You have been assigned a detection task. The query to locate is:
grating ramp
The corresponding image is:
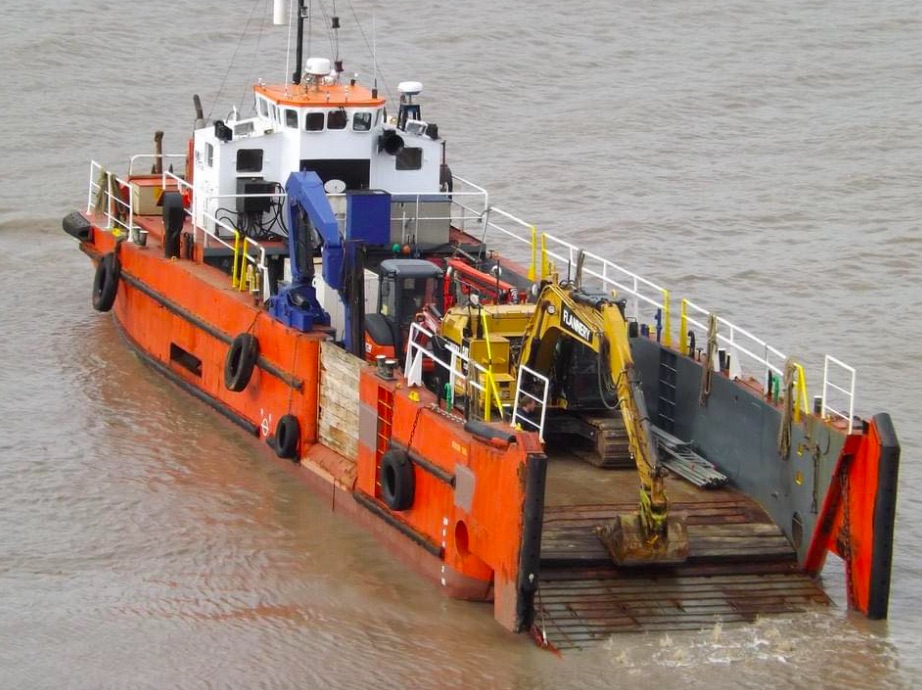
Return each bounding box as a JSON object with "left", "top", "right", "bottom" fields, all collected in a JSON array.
[{"left": 534, "top": 501, "right": 829, "bottom": 649}]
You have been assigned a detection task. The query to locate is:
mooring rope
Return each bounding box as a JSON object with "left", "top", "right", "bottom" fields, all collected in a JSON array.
[
  {"left": 777, "top": 358, "right": 797, "bottom": 459},
  {"left": 698, "top": 314, "right": 718, "bottom": 406}
]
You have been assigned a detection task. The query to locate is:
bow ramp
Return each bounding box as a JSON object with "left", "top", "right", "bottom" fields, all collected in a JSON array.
[{"left": 533, "top": 457, "right": 828, "bottom": 650}]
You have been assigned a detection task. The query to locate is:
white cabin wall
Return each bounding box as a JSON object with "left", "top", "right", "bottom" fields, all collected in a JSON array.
[{"left": 370, "top": 132, "right": 441, "bottom": 193}]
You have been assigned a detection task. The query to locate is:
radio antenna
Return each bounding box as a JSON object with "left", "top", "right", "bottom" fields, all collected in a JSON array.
[{"left": 373, "top": 13, "right": 378, "bottom": 95}]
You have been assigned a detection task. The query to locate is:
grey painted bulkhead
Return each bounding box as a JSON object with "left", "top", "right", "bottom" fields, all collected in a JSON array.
[{"left": 632, "top": 336, "right": 848, "bottom": 563}]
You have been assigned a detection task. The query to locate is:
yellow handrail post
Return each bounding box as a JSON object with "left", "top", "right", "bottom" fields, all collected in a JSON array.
[
  {"left": 540, "top": 233, "right": 549, "bottom": 281},
  {"left": 662, "top": 290, "right": 673, "bottom": 348},
  {"left": 477, "top": 311, "right": 505, "bottom": 421},
  {"left": 679, "top": 299, "right": 688, "bottom": 356},
  {"left": 231, "top": 231, "right": 241, "bottom": 288},
  {"left": 794, "top": 364, "right": 809, "bottom": 423},
  {"left": 528, "top": 226, "right": 537, "bottom": 282}
]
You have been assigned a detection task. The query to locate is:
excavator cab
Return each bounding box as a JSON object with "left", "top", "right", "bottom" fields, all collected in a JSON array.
[{"left": 365, "top": 259, "right": 444, "bottom": 362}]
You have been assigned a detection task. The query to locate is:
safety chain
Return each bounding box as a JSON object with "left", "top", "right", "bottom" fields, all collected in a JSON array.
[
  {"left": 839, "top": 467, "right": 858, "bottom": 609},
  {"left": 407, "top": 406, "right": 424, "bottom": 451},
  {"left": 532, "top": 584, "right": 550, "bottom": 648},
  {"left": 426, "top": 403, "right": 465, "bottom": 425}
]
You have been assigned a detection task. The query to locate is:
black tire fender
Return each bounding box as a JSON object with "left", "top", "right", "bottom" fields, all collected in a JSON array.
[
  {"left": 379, "top": 449, "right": 415, "bottom": 511},
  {"left": 274, "top": 414, "right": 300, "bottom": 460},
  {"left": 224, "top": 333, "right": 259, "bottom": 392},
  {"left": 92, "top": 251, "right": 121, "bottom": 312}
]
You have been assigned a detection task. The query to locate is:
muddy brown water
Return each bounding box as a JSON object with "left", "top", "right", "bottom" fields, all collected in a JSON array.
[{"left": 1, "top": 1, "right": 920, "bottom": 687}]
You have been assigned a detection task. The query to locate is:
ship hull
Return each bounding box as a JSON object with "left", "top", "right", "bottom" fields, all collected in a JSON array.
[
  {"left": 67, "top": 200, "right": 899, "bottom": 647},
  {"left": 80, "top": 228, "right": 500, "bottom": 605}
]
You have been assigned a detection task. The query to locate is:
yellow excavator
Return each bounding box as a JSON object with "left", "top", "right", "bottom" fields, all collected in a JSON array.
[{"left": 437, "top": 276, "right": 689, "bottom": 565}]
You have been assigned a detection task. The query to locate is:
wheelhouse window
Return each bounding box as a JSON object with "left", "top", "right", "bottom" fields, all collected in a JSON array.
[
  {"left": 257, "top": 98, "right": 269, "bottom": 118},
  {"left": 237, "top": 149, "right": 263, "bottom": 173},
  {"left": 205, "top": 142, "right": 214, "bottom": 168},
  {"left": 271, "top": 104, "right": 279, "bottom": 124},
  {"left": 233, "top": 121, "right": 255, "bottom": 137},
  {"left": 305, "top": 111, "right": 325, "bottom": 131},
  {"left": 396, "top": 147, "right": 423, "bottom": 171},
  {"left": 328, "top": 109, "right": 347, "bottom": 130},
  {"left": 285, "top": 109, "right": 299, "bottom": 128},
  {"left": 353, "top": 111, "right": 372, "bottom": 131}
]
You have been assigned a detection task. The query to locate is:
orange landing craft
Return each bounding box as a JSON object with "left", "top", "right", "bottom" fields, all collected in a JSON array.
[{"left": 62, "top": 0, "right": 899, "bottom": 650}]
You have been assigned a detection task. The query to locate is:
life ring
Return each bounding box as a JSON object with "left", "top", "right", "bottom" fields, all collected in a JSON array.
[
  {"left": 92, "top": 251, "right": 121, "bottom": 312},
  {"left": 224, "top": 332, "right": 259, "bottom": 392},
  {"left": 379, "top": 449, "right": 415, "bottom": 511},
  {"left": 274, "top": 414, "right": 300, "bottom": 460}
]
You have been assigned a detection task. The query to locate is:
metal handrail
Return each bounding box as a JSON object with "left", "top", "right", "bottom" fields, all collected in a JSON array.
[
  {"left": 823, "top": 355, "right": 856, "bottom": 434},
  {"left": 404, "top": 323, "right": 492, "bottom": 413},
  {"left": 88, "top": 157, "right": 859, "bottom": 421},
  {"left": 681, "top": 297, "right": 787, "bottom": 392},
  {"left": 128, "top": 153, "right": 187, "bottom": 176},
  {"left": 87, "top": 161, "right": 137, "bottom": 236},
  {"left": 512, "top": 366, "right": 550, "bottom": 442},
  {"left": 468, "top": 196, "right": 859, "bottom": 418},
  {"left": 403, "top": 322, "right": 548, "bottom": 440},
  {"left": 161, "top": 171, "right": 269, "bottom": 294}
]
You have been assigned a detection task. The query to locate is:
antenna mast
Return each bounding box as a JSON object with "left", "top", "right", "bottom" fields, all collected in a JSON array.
[
  {"left": 292, "top": 0, "right": 308, "bottom": 85},
  {"left": 373, "top": 13, "right": 378, "bottom": 97}
]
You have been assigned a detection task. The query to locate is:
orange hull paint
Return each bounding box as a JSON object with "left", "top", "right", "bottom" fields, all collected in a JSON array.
[{"left": 81, "top": 211, "right": 539, "bottom": 631}]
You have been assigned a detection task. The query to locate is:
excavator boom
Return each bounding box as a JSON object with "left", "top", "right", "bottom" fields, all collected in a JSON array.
[{"left": 518, "top": 282, "right": 689, "bottom": 566}]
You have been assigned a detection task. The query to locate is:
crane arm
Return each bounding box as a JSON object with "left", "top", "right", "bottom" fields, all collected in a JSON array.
[{"left": 284, "top": 171, "right": 344, "bottom": 289}]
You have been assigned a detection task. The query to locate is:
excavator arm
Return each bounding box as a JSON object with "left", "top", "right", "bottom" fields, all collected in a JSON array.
[
  {"left": 519, "top": 282, "right": 688, "bottom": 565},
  {"left": 598, "top": 305, "right": 675, "bottom": 550}
]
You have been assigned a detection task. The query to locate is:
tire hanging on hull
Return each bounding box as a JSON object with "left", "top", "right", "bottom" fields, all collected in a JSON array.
[
  {"left": 274, "top": 414, "right": 300, "bottom": 460},
  {"left": 379, "top": 449, "right": 415, "bottom": 511},
  {"left": 224, "top": 333, "right": 259, "bottom": 392},
  {"left": 92, "top": 251, "right": 121, "bottom": 312}
]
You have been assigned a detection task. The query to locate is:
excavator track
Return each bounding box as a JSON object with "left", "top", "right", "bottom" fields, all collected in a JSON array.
[
  {"left": 534, "top": 499, "right": 828, "bottom": 650},
  {"left": 574, "top": 415, "right": 633, "bottom": 469}
]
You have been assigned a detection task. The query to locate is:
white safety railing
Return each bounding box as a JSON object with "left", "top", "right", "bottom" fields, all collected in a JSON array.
[
  {"left": 546, "top": 234, "right": 669, "bottom": 325},
  {"left": 449, "top": 175, "right": 490, "bottom": 234},
  {"left": 822, "top": 356, "right": 856, "bottom": 434},
  {"left": 87, "top": 158, "right": 860, "bottom": 427},
  {"left": 466, "top": 195, "right": 861, "bottom": 424},
  {"left": 163, "top": 171, "right": 269, "bottom": 295},
  {"left": 681, "top": 298, "right": 787, "bottom": 390},
  {"left": 469, "top": 205, "right": 671, "bottom": 332},
  {"left": 128, "top": 153, "right": 187, "bottom": 176},
  {"left": 88, "top": 159, "right": 185, "bottom": 241},
  {"left": 87, "top": 161, "right": 137, "bottom": 236},
  {"left": 404, "top": 322, "right": 549, "bottom": 440},
  {"left": 512, "top": 366, "right": 550, "bottom": 442}
]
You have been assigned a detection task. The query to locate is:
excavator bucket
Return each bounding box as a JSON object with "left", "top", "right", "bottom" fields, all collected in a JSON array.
[{"left": 597, "top": 512, "right": 690, "bottom": 567}]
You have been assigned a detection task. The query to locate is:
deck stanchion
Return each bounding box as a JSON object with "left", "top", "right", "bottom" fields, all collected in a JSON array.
[
  {"left": 662, "top": 290, "right": 672, "bottom": 348},
  {"left": 528, "top": 226, "right": 537, "bottom": 281},
  {"left": 679, "top": 299, "right": 689, "bottom": 356}
]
